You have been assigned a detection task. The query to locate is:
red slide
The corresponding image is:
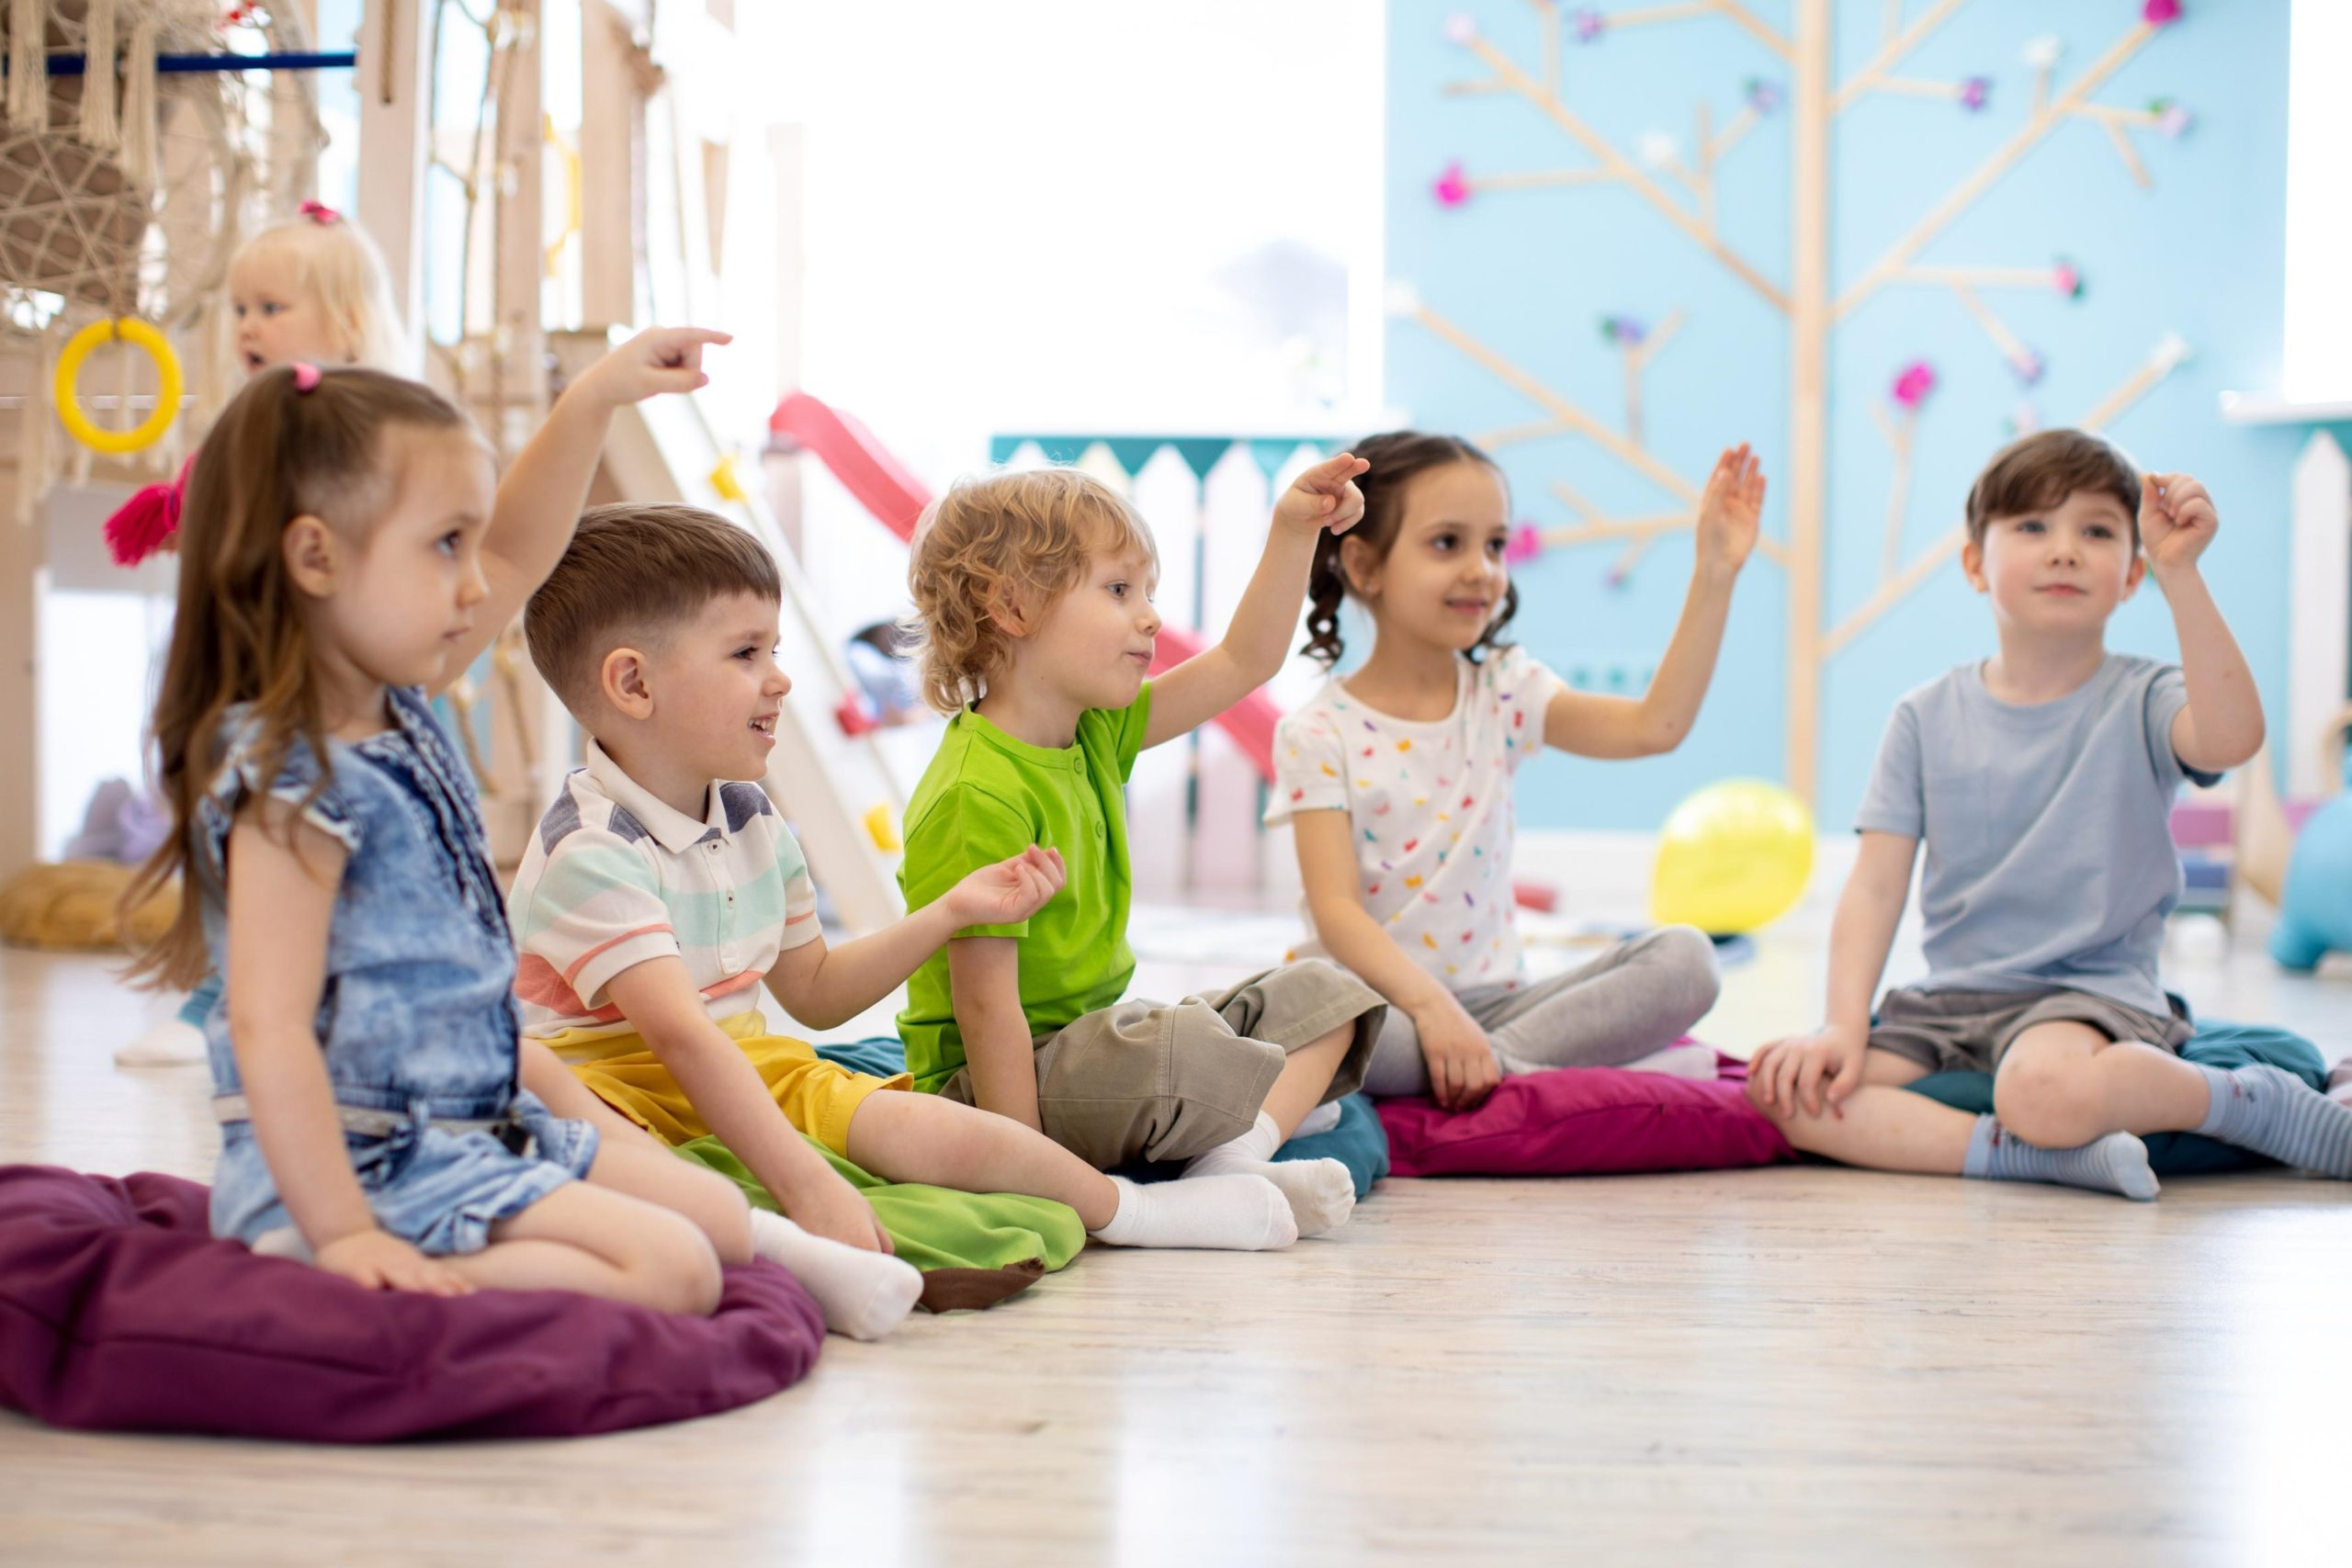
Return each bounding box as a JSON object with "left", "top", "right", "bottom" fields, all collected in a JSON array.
[{"left": 771, "top": 391, "right": 1280, "bottom": 780}]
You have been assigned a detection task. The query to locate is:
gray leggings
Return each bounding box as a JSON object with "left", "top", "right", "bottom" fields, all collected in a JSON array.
[{"left": 1362, "top": 925, "right": 1723, "bottom": 1098}]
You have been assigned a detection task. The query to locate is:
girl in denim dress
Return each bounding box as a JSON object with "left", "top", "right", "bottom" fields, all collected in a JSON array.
[{"left": 127, "top": 333, "right": 755, "bottom": 1312}]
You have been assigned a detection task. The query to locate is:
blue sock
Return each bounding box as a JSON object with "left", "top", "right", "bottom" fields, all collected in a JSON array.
[
  {"left": 2195, "top": 1063, "right": 2352, "bottom": 1178},
  {"left": 1962, "top": 1115, "right": 2159, "bottom": 1201}
]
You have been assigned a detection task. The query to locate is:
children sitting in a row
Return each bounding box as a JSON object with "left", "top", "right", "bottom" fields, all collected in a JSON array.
[{"left": 137, "top": 330, "right": 2352, "bottom": 1337}]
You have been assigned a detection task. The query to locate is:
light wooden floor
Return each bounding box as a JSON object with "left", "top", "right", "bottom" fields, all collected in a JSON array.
[{"left": 4, "top": 906, "right": 2350, "bottom": 1566}]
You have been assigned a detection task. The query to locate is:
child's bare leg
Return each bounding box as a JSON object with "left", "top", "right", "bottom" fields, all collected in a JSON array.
[
  {"left": 584, "top": 1133, "right": 756, "bottom": 1266},
  {"left": 1181, "top": 1022, "right": 1360, "bottom": 1237},
  {"left": 574, "top": 1088, "right": 921, "bottom": 1337},
  {"left": 441, "top": 1181, "right": 725, "bottom": 1314},
  {"left": 1767, "top": 1044, "right": 2158, "bottom": 1199},
  {"left": 1259, "top": 1024, "right": 1354, "bottom": 1139},
  {"left": 1995, "top": 1023, "right": 2209, "bottom": 1146},
  {"left": 2002, "top": 1021, "right": 2352, "bottom": 1179},
  {"left": 1763, "top": 1051, "right": 1975, "bottom": 1172},
  {"left": 845, "top": 1091, "right": 1295, "bottom": 1252}
]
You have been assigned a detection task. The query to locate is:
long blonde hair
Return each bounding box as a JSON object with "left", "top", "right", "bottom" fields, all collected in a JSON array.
[{"left": 126, "top": 367, "right": 471, "bottom": 989}]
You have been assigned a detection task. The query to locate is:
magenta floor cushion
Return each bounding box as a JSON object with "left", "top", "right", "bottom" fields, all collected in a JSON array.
[
  {"left": 1376, "top": 1051, "right": 1798, "bottom": 1178},
  {"left": 0, "top": 1165, "right": 825, "bottom": 1441}
]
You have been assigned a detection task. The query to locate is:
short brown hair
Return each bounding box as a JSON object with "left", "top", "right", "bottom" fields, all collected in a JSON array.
[
  {"left": 525, "top": 502, "right": 781, "bottom": 716},
  {"left": 906, "top": 468, "right": 1158, "bottom": 713},
  {"left": 1965, "top": 429, "right": 2142, "bottom": 550}
]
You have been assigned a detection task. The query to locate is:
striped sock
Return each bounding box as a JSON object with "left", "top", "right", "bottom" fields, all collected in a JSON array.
[
  {"left": 2195, "top": 1063, "right": 2352, "bottom": 1178},
  {"left": 1962, "top": 1115, "right": 2159, "bottom": 1201}
]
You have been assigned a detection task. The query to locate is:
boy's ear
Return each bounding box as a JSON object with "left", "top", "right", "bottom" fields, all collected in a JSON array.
[
  {"left": 601, "top": 646, "right": 655, "bottom": 718},
  {"left": 1959, "top": 536, "right": 1989, "bottom": 594},
  {"left": 986, "top": 581, "right": 1033, "bottom": 638},
  {"left": 2120, "top": 550, "right": 2146, "bottom": 601},
  {"left": 281, "top": 514, "right": 340, "bottom": 599}
]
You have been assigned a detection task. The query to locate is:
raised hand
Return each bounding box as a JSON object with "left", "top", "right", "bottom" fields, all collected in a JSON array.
[
  {"left": 1273, "top": 452, "right": 1372, "bottom": 536},
  {"left": 2139, "top": 471, "right": 2217, "bottom": 573},
  {"left": 574, "top": 325, "right": 733, "bottom": 406},
  {"left": 1694, "top": 442, "right": 1765, "bottom": 577}
]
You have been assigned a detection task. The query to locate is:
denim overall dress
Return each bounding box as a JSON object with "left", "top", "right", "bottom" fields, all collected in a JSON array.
[{"left": 198, "top": 685, "right": 598, "bottom": 1255}]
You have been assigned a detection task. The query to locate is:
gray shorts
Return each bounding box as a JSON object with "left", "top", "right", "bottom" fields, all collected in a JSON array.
[
  {"left": 937, "top": 959, "right": 1385, "bottom": 1168},
  {"left": 1868, "top": 985, "right": 2194, "bottom": 1077}
]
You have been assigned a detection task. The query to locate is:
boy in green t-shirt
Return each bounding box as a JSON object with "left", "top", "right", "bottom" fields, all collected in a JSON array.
[{"left": 900, "top": 460, "right": 1388, "bottom": 1239}]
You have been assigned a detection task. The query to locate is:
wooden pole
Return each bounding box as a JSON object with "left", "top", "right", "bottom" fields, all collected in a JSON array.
[
  {"left": 356, "top": 0, "right": 431, "bottom": 367},
  {"left": 1785, "top": 0, "right": 1829, "bottom": 803}
]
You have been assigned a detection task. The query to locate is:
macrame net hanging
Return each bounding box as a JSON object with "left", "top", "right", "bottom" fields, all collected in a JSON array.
[{"left": 2, "top": 0, "right": 322, "bottom": 515}]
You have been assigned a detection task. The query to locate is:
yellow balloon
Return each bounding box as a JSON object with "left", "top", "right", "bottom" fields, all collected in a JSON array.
[{"left": 1650, "top": 779, "right": 1815, "bottom": 935}]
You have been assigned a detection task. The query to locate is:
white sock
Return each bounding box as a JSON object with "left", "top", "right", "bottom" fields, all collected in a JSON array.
[
  {"left": 1292, "top": 1100, "right": 1344, "bottom": 1139},
  {"left": 1090, "top": 1172, "right": 1298, "bottom": 1251},
  {"left": 1182, "top": 1111, "right": 1356, "bottom": 1237},
  {"left": 748, "top": 1208, "right": 922, "bottom": 1340},
  {"left": 1618, "top": 1042, "right": 1720, "bottom": 1080},
  {"left": 115, "top": 1015, "right": 206, "bottom": 1066}
]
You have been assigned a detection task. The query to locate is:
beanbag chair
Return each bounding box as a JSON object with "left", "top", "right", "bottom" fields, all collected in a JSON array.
[
  {"left": 0, "top": 1165, "right": 825, "bottom": 1441},
  {"left": 1901, "top": 1018, "right": 2329, "bottom": 1175},
  {"left": 1376, "top": 1049, "right": 1797, "bottom": 1178},
  {"left": 817, "top": 1037, "right": 1392, "bottom": 1199},
  {"left": 673, "top": 1133, "right": 1086, "bottom": 1312}
]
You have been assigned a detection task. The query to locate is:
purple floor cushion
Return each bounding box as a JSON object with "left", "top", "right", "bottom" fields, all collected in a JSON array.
[
  {"left": 1377, "top": 1050, "right": 1797, "bottom": 1178},
  {"left": 0, "top": 1165, "right": 825, "bottom": 1441}
]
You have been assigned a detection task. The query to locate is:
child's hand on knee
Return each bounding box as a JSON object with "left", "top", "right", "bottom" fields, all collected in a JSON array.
[
  {"left": 777, "top": 1168, "right": 895, "bottom": 1255},
  {"left": 1414, "top": 995, "right": 1501, "bottom": 1111},
  {"left": 314, "top": 1229, "right": 474, "bottom": 1296},
  {"left": 1748, "top": 1027, "right": 1864, "bottom": 1119}
]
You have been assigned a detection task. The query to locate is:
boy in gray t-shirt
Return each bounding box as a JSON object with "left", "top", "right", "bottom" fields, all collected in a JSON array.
[{"left": 1747, "top": 429, "right": 2352, "bottom": 1199}]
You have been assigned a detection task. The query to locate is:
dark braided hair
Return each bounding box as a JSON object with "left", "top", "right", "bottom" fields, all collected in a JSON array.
[{"left": 1300, "top": 431, "right": 1517, "bottom": 667}]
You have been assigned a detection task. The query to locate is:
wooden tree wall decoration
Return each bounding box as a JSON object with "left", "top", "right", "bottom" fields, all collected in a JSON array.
[{"left": 1408, "top": 0, "right": 2193, "bottom": 802}]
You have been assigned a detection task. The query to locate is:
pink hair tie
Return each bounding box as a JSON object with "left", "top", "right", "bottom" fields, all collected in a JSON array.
[
  {"left": 290, "top": 362, "right": 322, "bottom": 392},
  {"left": 299, "top": 199, "right": 341, "bottom": 225}
]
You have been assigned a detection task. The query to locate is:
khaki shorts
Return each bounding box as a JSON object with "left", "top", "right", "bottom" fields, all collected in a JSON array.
[
  {"left": 938, "top": 959, "right": 1385, "bottom": 1168},
  {"left": 1868, "top": 985, "right": 2194, "bottom": 1077}
]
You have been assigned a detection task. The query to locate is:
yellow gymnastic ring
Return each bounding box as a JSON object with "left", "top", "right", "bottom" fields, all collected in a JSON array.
[{"left": 52, "top": 317, "right": 183, "bottom": 456}]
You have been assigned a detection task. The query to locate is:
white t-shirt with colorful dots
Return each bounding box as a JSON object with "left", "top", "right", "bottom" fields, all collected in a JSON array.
[{"left": 1265, "top": 647, "right": 1560, "bottom": 990}]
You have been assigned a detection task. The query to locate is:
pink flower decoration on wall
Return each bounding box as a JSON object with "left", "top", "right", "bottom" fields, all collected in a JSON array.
[
  {"left": 2151, "top": 97, "right": 2194, "bottom": 138},
  {"left": 1444, "top": 12, "right": 1477, "bottom": 44},
  {"left": 1434, "top": 162, "right": 1472, "bottom": 207},
  {"left": 1891, "top": 360, "right": 1937, "bottom": 410},
  {"left": 1505, "top": 524, "right": 1544, "bottom": 566},
  {"left": 2052, "top": 258, "right": 2085, "bottom": 299},
  {"left": 2007, "top": 347, "right": 2046, "bottom": 386},
  {"left": 2143, "top": 0, "right": 2183, "bottom": 26},
  {"left": 1573, "top": 10, "right": 1606, "bottom": 43},
  {"left": 1959, "top": 76, "right": 1992, "bottom": 113},
  {"left": 1745, "top": 78, "right": 1784, "bottom": 115}
]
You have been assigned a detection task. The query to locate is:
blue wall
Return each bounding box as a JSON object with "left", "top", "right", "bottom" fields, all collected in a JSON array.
[{"left": 1387, "top": 0, "right": 2301, "bottom": 830}]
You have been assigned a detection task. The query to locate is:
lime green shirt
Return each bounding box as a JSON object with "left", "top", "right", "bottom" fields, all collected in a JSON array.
[{"left": 896, "top": 687, "right": 1152, "bottom": 1092}]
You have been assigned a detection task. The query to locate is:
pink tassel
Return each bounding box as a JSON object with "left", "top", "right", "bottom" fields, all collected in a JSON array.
[{"left": 104, "top": 456, "right": 191, "bottom": 566}]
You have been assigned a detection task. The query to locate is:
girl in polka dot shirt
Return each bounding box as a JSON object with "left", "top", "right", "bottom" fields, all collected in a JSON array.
[{"left": 1266, "top": 432, "right": 1764, "bottom": 1109}]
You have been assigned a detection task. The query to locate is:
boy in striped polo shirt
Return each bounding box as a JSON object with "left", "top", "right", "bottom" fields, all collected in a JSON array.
[{"left": 509, "top": 506, "right": 1305, "bottom": 1326}]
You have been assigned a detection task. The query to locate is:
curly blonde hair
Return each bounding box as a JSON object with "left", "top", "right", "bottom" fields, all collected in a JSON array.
[{"left": 907, "top": 468, "right": 1159, "bottom": 713}]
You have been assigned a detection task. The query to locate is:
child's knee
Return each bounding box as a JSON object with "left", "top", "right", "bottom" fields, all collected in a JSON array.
[
  {"left": 631, "top": 1209, "right": 727, "bottom": 1315},
  {"left": 1992, "top": 1055, "right": 2098, "bottom": 1144},
  {"left": 684, "top": 1165, "right": 755, "bottom": 1266},
  {"left": 1652, "top": 924, "right": 1723, "bottom": 1013}
]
